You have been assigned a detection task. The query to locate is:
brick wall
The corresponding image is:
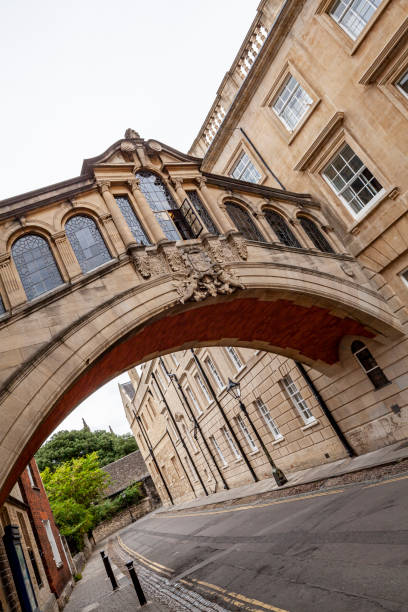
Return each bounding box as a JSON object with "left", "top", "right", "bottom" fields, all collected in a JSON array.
[
  {"left": 93, "top": 497, "right": 153, "bottom": 542},
  {"left": 19, "top": 459, "right": 72, "bottom": 600}
]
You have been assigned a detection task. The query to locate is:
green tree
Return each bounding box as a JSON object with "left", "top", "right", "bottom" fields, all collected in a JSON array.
[
  {"left": 41, "top": 452, "right": 109, "bottom": 550},
  {"left": 36, "top": 429, "right": 138, "bottom": 472}
]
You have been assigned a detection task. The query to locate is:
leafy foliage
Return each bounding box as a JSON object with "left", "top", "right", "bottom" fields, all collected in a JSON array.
[
  {"left": 36, "top": 429, "right": 138, "bottom": 472},
  {"left": 41, "top": 452, "right": 109, "bottom": 550},
  {"left": 92, "top": 482, "right": 143, "bottom": 524}
]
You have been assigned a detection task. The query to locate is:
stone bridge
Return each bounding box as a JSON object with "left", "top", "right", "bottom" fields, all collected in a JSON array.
[{"left": 0, "top": 131, "right": 403, "bottom": 503}]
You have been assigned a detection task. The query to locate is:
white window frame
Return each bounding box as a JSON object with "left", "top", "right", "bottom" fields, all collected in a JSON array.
[
  {"left": 195, "top": 374, "right": 211, "bottom": 404},
  {"left": 256, "top": 398, "right": 282, "bottom": 441},
  {"left": 43, "top": 519, "right": 63, "bottom": 567},
  {"left": 236, "top": 415, "right": 258, "bottom": 452},
  {"left": 282, "top": 374, "right": 315, "bottom": 425},
  {"left": 211, "top": 435, "right": 228, "bottom": 467},
  {"left": 396, "top": 69, "right": 408, "bottom": 99},
  {"left": 226, "top": 346, "right": 243, "bottom": 371},
  {"left": 186, "top": 385, "right": 202, "bottom": 416},
  {"left": 222, "top": 426, "right": 241, "bottom": 460},
  {"left": 329, "top": 0, "right": 382, "bottom": 41},
  {"left": 205, "top": 357, "right": 224, "bottom": 391},
  {"left": 171, "top": 353, "right": 179, "bottom": 367},
  {"left": 159, "top": 361, "right": 170, "bottom": 385},
  {"left": 26, "top": 464, "right": 36, "bottom": 488},
  {"left": 322, "top": 144, "right": 384, "bottom": 217},
  {"left": 230, "top": 151, "right": 261, "bottom": 184},
  {"left": 272, "top": 75, "right": 313, "bottom": 132}
]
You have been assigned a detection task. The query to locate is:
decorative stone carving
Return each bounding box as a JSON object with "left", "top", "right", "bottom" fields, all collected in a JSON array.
[
  {"left": 172, "top": 245, "right": 244, "bottom": 304},
  {"left": 230, "top": 236, "right": 248, "bottom": 260},
  {"left": 340, "top": 263, "right": 355, "bottom": 278},
  {"left": 171, "top": 177, "right": 184, "bottom": 190},
  {"left": 134, "top": 253, "right": 166, "bottom": 279},
  {"left": 164, "top": 248, "right": 186, "bottom": 273},
  {"left": 206, "top": 241, "right": 234, "bottom": 264},
  {"left": 125, "top": 128, "right": 140, "bottom": 139}
]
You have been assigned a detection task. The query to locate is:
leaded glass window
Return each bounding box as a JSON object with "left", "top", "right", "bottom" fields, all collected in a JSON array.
[
  {"left": 135, "top": 171, "right": 181, "bottom": 241},
  {"left": 351, "top": 340, "right": 389, "bottom": 389},
  {"left": 186, "top": 190, "right": 219, "bottom": 234},
  {"left": 298, "top": 217, "right": 334, "bottom": 253},
  {"left": 264, "top": 210, "right": 301, "bottom": 247},
  {"left": 115, "top": 196, "right": 150, "bottom": 245},
  {"left": 0, "top": 296, "right": 5, "bottom": 315},
  {"left": 12, "top": 234, "right": 63, "bottom": 301},
  {"left": 65, "top": 215, "right": 111, "bottom": 274},
  {"left": 225, "top": 202, "right": 265, "bottom": 242},
  {"left": 330, "top": 0, "right": 382, "bottom": 40}
]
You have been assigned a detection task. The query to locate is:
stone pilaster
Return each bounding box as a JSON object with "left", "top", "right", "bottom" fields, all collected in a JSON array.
[
  {"left": 0, "top": 254, "right": 26, "bottom": 306},
  {"left": 97, "top": 181, "right": 136, "bottom": 252},
  {"left": 52, "top": 232, "right": 82, "bottom": 279},
  {"left": 194, "top": 177, "right": 235, "bottom": 234},
  {"left": 100, "top": 213, "right": 125, "bottom": 257},
  {"left": 128, "top": 179, "right": 167, "bottom": 244}
]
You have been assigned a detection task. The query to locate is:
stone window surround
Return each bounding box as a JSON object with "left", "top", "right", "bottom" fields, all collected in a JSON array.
[
  {"left": 261, "top": 61, "right": 321, "bottom": 145},
  {"left": 315, "top": 0, "right": 391, "bottom": 56},
  {"left": 204, "top": 353, "right": 225, "bottom": 392},
  {"left": 294, "top": 114, "right": 395, "bottom": 231},
  {"left": 358, "top": 20, "right": 408, "bottom": 121},
  {"left": 222, "top": 140, "right": 267, "bottom": 185}
]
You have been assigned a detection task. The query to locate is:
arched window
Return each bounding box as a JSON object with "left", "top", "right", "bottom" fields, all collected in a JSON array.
[
  {"left": 65, "top": 215, "right": 112, "bottom": 274},
  {"left": 135, "top": 171, "right": 181, "bottom": 241},
  {"left": 298, "top": 216, "right": 334, "bottom": 253},
  {"left": 186, "top": 190, "right": 219, "bottom": 235},
  {"left": 351, "top": 341, "right": 389, "bottom": 390},
  {"left": 264, "top": 210, "right": 301, "bottom": 247},
  {"left": 225, "top": 202, "right": 265, "bottom": 242},
  {"left": 115, "top": 196, "right": 150, "bottom": 245},
  {"left": 12, "top": 234, "right": 63, "bottom": 301}
]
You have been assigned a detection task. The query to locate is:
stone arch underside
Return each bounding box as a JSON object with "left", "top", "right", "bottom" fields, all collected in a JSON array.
[{"left": 0, "top": 240, "right": 403, "bottom": 504}]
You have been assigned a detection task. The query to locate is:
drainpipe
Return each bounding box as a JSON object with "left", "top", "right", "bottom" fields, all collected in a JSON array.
[
  {"left": 295, "top": 361, "right": 355, "bottom": 457},
  {"left": 135, "top": 415, "right": 173, "bottom": 504},
  {"left": 151, "top": 371, "right": 209, "bottom": 496},
  {"left": 166, "top": 430, "right": 196, "bottom": 496},
  {"left": 170, "top": 370, "right": 229, "bottom": 490},
  {"left": 238, "top": 127, "right": 286, "bottom": 190},
  {"left": 191, "top": 349, "right": 258, "bottom": 482}
]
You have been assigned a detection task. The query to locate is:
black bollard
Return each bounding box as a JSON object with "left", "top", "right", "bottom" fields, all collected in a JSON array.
[
  {"left": 125, "top": 560, "right": 147, "bottom": 606},
  {"left": 100, "top": 551, "right": 119, "bottom": 591}
]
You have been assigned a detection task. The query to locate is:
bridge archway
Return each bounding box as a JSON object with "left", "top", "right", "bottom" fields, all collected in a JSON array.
[{"left": 0, "top": 235, "right": 403, "bottom": 505}]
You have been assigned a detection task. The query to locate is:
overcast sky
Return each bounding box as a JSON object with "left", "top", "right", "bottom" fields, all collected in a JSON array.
[{"left": 0, "top": 0, "right": 259, "bottom": 437}]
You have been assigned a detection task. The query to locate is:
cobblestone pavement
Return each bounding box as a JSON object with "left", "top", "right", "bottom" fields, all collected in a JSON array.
[{"left": 108, "top": 538, "right": 229, "bottom": 611}]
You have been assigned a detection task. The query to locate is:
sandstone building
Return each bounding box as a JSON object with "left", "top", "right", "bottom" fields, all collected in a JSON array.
[
  {"left": 119, "top": 0, "right": 408, "bottom": 505},
  {"left": 0, "top": 0, "right": 407, "bottom": 595}
]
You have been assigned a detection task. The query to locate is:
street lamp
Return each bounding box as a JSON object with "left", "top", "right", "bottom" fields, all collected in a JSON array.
[{"left": 226, "top": 378, "right": 288, "bottom": 487}]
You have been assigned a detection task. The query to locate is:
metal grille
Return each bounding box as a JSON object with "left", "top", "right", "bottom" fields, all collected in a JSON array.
[
  {"left": 65, "top": 215, "right": 112, "bottom": 274},
  {"left": 225, "top": 202, "right": 265, "bottom": 242},
  {"left": 12, "top": 234, "right": 63, "bottom": 301},
  {"left": 115, "top": 196, "right": 150, "bottom": 245},
  {"left": 264, "top": 210, "right": 301, "bottom": 247},
  {"left": 135, "top": 171, "right": 181, "bottom": 241},
  {"left": 186, "top": 190, "right": 219, "bottom": 234},
  {"left": 299, "top": 217, "right": 334, "bottom": 253},
  {"left": 352, "top": 340, "right": 389, "bottom": 390}
]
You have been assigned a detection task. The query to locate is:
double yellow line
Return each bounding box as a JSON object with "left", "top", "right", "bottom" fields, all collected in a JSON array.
[{"left": 117, "top": 536, "right": 288, "bottom": 611}]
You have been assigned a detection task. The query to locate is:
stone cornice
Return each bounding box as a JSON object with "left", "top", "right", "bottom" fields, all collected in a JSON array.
[
  {"left": 190, "top": 1, "right": 305, "bottom": 167},
  {"left": 293, "top": 112, "right": 344, "bottom": 172},
  {"left": 359, "top": 17, "right": 408, "bottom": 84}
]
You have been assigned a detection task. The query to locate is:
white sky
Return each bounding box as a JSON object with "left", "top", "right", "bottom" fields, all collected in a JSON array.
[{"left": 0, "top": 0, "right": 259, "bottom": 436}]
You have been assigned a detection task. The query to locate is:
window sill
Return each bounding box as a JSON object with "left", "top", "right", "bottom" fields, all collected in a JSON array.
[
  {"left": 301, "top": 419, "right": 320, "bottom": 432},
  {"left": 272, "top": 436, "right": 285, "bottom": 446},
  {"left": 234, "top": 457, "right": 243, "bottom": 464},
  {"left": 348, "top": 187, "right": 399, "bottom": 232},
  {"left": 249, "top": 450, "right": 260, "bottom": 456}
]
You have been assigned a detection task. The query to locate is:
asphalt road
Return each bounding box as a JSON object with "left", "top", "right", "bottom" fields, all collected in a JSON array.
[{"left": 119, "top": 475, "right": 408, "bottom": 612}]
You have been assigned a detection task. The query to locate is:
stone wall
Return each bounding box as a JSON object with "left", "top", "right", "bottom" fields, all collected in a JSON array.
[{"left": 93, "top": 497, "right": 153, "bottom": 543}]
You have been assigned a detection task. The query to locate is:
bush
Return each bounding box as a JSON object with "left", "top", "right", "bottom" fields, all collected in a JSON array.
[{"left": 92, "top": 482, "right": 143, "bottom": 526}]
